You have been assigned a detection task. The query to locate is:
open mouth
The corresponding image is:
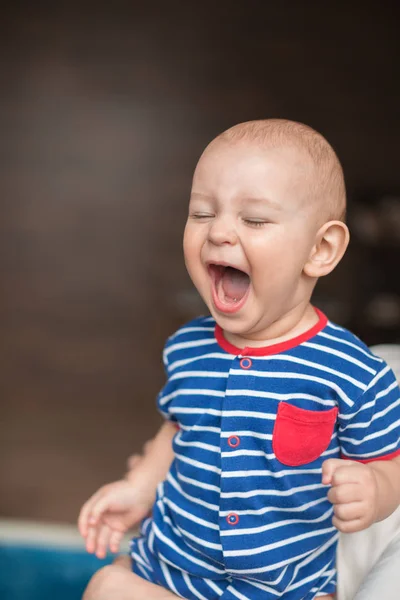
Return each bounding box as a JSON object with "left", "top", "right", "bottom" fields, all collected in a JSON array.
[{"left": 207, "top": 264, "right": 251, "bottom": 313}]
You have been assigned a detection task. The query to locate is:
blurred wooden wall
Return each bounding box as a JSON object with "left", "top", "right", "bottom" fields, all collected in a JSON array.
[{"left": 0, "top": 1, "right": 399, "bottom": 522}]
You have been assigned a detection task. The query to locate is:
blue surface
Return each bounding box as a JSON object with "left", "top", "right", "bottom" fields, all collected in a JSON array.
[{"left": 0, "top": 544, "right": 113, "bottom": 600}]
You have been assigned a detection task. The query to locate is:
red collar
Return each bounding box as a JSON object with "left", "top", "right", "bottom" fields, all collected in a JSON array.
[{"left": 214, "top": 308, "right": 328, "bottom": 356}]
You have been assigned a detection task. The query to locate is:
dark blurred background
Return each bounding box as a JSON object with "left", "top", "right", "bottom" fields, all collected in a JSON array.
[{"left": 1, "top": 1, "right": 399, "bottom": 524}]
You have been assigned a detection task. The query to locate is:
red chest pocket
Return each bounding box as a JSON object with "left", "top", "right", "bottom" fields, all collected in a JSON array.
[{"left": 273, "top": 402, "right": 338, "bottom": 467}]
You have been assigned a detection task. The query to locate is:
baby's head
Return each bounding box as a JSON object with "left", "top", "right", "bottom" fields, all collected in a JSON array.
[{"left": 183, "top": 119, "right": 349, "bottom": 343}]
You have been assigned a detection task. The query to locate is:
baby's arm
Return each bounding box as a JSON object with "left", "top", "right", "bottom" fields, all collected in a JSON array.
[
  {"left": 78, "top": 420, "right": 176, "bottom": 557},
  {"left": 323, "top": 361, "right": 400, "bottom": 535},
  {"left": 124, "top": 420, "right": 176, "bottom": 489},
  {"left": 322, "top": 456, "right": 400, "bottom": 533}
]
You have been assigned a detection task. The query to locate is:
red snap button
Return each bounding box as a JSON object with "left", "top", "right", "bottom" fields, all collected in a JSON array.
[
  {"left": 228, "top": 435, "right": 240, "bottom": 448},
  {"left": 240, "top": 357, "right": 252, "bottom": 369},
  {"left": 226, "top": 513, "right": 239, "bottom": 526}
]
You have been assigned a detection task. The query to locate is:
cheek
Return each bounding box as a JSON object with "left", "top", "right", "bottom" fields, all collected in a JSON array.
[
  {"left": 246, "top": 234, "right": 307, "bottom": 286},
  {"left": 183, "top": 227, "right": 202, "bottom": 274},
  {"left": 183, "top": 225, "right": 195, "bottom": 259},
  {"left": 250, "top": 228, "right": 312, "bottom": 263},
  {"left": 244, "top": 234, "right": 282, "bottom": 270}
]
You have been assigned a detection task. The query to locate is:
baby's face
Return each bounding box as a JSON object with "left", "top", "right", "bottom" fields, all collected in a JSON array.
[{"left": 183, "top": 140, "right": 322, "bottom": 341}]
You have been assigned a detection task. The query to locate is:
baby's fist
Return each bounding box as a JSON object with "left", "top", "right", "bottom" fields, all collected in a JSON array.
[{"left": 322, "top": 458, "right": 379, "bottom": 533}]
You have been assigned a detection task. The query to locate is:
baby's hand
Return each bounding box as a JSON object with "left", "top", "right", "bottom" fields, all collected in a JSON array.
[
  {"left": 322, "top": 458, "right": 379, "bottom": 533},
  {"left": 78, "top": 479, "right": 153, "bottom": 558}
]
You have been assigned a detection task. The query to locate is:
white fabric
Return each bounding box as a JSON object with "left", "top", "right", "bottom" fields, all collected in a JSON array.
[{"left": 337, "top": 505, "right": 400, "bottom": 599}]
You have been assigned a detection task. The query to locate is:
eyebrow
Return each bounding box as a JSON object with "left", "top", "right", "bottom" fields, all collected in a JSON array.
[
  {"left": 242, "top": 197, "right": 283, "bottom": 211},
  {"left": 190, "top": 192, "right": 282, "bottom": 212},
  {"left": 190, "top": 192, "right": 281, "bottom": 208},
  {"left": 190, "top": 192, "right": 214, "bottom": 201}
]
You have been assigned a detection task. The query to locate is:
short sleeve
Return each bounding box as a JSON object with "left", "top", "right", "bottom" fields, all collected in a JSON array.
[{"left": 339, "top": 362, "right": 400, "bottom": 462}]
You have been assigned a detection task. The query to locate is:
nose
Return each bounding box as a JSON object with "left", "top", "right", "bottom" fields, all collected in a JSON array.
[{"left": 208, "top": 216, "right": 238, "bottom": 246}]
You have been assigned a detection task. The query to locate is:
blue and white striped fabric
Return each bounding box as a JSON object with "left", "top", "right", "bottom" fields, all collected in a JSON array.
[{"left": 130, "top": 310, "right": 400, "bottom": 599}]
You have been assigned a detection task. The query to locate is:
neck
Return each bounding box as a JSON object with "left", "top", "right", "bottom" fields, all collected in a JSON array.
[{"left": 223, "top": 302, "right": 319, "bottom": 349}]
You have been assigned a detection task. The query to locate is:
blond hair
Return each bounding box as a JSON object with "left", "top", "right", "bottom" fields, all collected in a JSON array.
[{"left": 214, "top": 119, "right": 346, "bottom": 222}]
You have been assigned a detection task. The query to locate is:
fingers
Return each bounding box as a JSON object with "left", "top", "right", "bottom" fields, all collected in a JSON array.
[
  {"left": 85, "top": 523, "right": 98, "bottom": 554},
  {"left": 333, "top": 500, "right": 364, "bottom": 522},
  {"left": 329, "top": 487, "right": 366, "bottom": 532},
  {"left": 78, "top": 489, "right": 104, "bottom": 537},
  {"left": 327, "top": 482, "right": 363, "bottom": 505},
  {"left": 85, "top": 524, "right": 112, "bottom": 558},
  {"left": 326, "top": 469, "right": 378, "bottom": 533},
  {"left": 332, "top": 514, "right": 363, "bottom": 533},
  {"left": 78, "top": 486, "right": 115, "bottom": 540},
  {"left": 322, "top": 459, "right": 341, "bottom": 485},
  {"left": 109, "top": 529, "right": 125, "bottom": 554},
  {"left": 321, "top": 458, "right": 358, "bottom": 485},
  {"left": 95, "top": 524, "right": 112, "bottom": 559},
  {"left": 85, "top": 521, "right": 124, "bottom": 557},
  {"left": 88, "top": 494, "right": 115, "bottom": 527}
]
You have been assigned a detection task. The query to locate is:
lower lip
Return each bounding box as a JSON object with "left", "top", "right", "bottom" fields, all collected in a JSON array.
[{"left": 210, "top": 280, "right": 250, "bottom": 314}]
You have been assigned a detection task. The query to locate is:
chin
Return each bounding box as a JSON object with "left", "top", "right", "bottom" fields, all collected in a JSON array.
[{"left": 213, "top": 311, "right": 256, "bottom": 336}]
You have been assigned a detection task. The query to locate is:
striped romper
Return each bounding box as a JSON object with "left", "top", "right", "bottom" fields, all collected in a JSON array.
[{"left": 130, "top": 309, "right": 400, "bottom": 599}]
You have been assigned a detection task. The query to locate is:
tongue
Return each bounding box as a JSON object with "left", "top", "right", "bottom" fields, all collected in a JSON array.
[{"left": 221, "top": 267, "right": 250, "bottom": 301}]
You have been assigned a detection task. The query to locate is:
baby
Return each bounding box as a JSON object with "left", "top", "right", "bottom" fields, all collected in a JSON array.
[{"left": 79, "top": 119, "right": 400, "bottom": 600}]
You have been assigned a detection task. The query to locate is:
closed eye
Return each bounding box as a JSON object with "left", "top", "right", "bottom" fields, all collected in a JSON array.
[
  {"left": 190, "top": 213, "right": 214, "bottom": 220},
  {"left": 242, "top": 218, "right": 269, "bottom": 228}
]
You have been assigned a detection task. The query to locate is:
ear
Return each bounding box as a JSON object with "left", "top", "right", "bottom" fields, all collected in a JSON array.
[{"left": 303, "top": 221, "right": 350, "bottom": 278}]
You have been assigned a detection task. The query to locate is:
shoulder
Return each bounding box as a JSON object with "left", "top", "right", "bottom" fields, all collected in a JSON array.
[
  {"left": 310, "top": 318, "right": 385, "bottom": 376},
  {"left": 302, "top": 318, "right": 399, "bottom": 411}
]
